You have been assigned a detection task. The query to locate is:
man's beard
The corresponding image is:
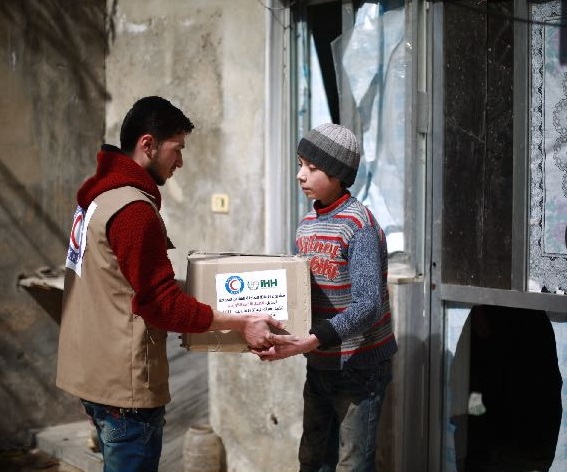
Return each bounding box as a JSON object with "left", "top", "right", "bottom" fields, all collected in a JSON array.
[{"left": 148, "top": 162, "right": 166, "bottom": 186}]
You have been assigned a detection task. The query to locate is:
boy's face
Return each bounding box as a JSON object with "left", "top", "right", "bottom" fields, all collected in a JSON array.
[{"left": 296, "top": 156, "right": 345, "bottom": 206}]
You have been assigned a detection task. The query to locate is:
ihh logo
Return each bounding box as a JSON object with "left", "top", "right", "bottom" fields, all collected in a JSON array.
[{"left": 261, "top": 279, "right": 278, "bottom": 288}]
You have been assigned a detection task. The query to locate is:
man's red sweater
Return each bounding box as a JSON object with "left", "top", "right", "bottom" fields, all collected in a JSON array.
[{"left": 76, "top": 145, "right": 213, "bottom": 333}]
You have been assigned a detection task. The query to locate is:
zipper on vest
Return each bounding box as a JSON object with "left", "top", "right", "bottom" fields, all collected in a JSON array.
[{"left": 145, "top": 329, "right": 153, "bottom": 385}]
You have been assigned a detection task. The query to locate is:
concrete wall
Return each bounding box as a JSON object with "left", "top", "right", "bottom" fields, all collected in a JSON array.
[
  {"left": 0, "top": 0, "right": 106, "bottom": 448},
  {"left": 209, "top": 354, "right": 305, "bottom": 472},
  {"left": 105, "top": 0, "right": 268, "bottom": 275}
]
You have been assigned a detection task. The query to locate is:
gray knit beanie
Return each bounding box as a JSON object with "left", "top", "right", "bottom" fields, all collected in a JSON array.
[{"left": 297, "top": 123, "right": 360, "bottom": 187}]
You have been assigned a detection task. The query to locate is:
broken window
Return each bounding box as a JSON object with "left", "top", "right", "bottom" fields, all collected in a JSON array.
[{"left": 293, "top": 0, "right": 410, "bottom": 255}]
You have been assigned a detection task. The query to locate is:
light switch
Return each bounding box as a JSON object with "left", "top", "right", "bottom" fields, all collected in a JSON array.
[{"left": 211, "top": 193, "right": 229, "bottom": 213}]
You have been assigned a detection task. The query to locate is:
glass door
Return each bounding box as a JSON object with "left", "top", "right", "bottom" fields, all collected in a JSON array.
[
  {"left": 290, "top": 0, "right": 417, "bottom": 264},
  {"left": 431, "top": 1, "right": 567, "bottom": 471}
]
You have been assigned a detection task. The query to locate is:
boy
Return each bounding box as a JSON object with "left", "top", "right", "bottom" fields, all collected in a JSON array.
[{"left": 255, "top": 123, "right": 398, "bottom": 471}]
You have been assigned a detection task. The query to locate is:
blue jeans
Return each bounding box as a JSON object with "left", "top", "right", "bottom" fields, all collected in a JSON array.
[
  {"left": 299, "top": 364, "right": 392, "bottom": 472},
  {"left": 81, "top": 399, "right": 166, "bottom": 472}
]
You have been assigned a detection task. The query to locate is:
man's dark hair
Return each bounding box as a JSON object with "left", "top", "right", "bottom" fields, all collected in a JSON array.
[{"left": 120, "top": 96, "right": 195, "bottom": 154}]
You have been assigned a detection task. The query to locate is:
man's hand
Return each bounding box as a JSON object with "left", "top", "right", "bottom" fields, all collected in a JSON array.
[
  {"left": 241, "top": 314, "right": 300, "bottom": 349},
  {"left": 250, "top": 334, "right": 320, "bottom": 361},
  {"left": 209, "top": 311, "right": 298, "bottom": 350}
]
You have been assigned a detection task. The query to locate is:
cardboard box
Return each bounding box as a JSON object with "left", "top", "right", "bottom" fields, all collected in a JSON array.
[{"left": 181, "top": 252, "right": 312, "bottom": 352}]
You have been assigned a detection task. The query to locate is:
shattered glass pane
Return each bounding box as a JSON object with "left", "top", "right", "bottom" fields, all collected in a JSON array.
[{"left": 331, "top": 2, "right": 408, "bottom": 253}]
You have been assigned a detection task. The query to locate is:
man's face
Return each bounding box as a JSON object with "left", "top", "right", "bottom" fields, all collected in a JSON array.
[{"left": 147, "top": 133, "right": 186, "bottom": 186}]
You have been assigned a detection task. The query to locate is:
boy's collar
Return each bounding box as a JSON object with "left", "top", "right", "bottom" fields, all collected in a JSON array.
[{"left": 314, "top": 191, "right": 351, "bottom": 215}]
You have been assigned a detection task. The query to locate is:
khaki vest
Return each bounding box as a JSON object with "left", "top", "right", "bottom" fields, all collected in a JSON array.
[{"left": 56, "top": 186, "right": 170, "bottom": 408}]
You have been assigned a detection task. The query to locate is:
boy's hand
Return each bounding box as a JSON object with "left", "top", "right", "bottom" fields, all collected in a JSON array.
[
  {"left": 209, "top": 311, "right": 301, "bottom": 350},
  {"left": 251, "top": 334, "right": 320, "bottom": 361}
]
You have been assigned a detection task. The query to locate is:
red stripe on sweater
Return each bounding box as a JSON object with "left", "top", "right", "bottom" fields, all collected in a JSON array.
[
  {"left": 334, "top": 214, "right": 364, "bottom": 228},
  {"left": 371, "top": 311, "right": 391, "bottom": 327},
  {"left": 317, "top": 282, "right": 351, "bottom": 290},
  {"left": 365, "top": 207, "right": 375, "bottom": 226},
  {"left": 311, "top": 333, "right": 396, "bottom": 357}
]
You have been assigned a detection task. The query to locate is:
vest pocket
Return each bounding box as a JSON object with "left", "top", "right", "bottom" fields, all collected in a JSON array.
[{"left": 144, "top": 327, "right": 168, "bottom": 389}]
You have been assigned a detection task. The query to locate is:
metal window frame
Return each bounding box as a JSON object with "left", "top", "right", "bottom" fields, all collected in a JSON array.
[
  {"left": 511, "top": 0, "right": 529, "bottom": 291},
  {"left": 427, "top": 1, "right": 445, "bottom": 469},
  {"left": 283, "top": 0, "right": 425, "bottom": 268},
  {"left": 264, "top": 0, "right": 293, "bottom": 254}
]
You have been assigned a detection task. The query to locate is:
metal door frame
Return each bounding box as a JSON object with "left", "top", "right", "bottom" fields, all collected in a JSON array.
[{"left": 428, "top": 1, "right": 566, "bottom": 470}]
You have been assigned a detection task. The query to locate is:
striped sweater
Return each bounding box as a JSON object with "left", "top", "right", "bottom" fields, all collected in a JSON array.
[{"left": 296, "top": 193, "right": 398, "bottom": 370}]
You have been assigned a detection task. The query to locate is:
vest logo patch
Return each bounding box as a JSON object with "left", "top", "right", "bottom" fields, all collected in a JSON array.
[{"left": 66, "top": 203, "right": 97, "bottom": 276}]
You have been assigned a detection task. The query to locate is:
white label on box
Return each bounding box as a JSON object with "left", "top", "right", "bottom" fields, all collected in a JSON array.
[{"left": 215, "top": 269, "right": 288, "bottom": 320}]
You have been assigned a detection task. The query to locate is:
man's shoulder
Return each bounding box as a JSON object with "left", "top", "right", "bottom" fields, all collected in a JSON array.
[
  {"left": 98, "top": 185, "right": 150, "bottom": 200},
  {"left": 90, "top": 187, "right": 159, "bottom": 226},
  {"left": 96, "top": 186, "right": 156, "bottom": 208}
]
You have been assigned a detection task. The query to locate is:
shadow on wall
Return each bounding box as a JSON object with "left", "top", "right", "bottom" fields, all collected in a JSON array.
[
  {"left": 0, "top": 159, "right": 69, "bottom": 255},
  {"left": 450, "top": 305, "right": 563, "bottom": 472},
  {"left": 0, "top": 0, "right": 110, "bottom": 257},
  {"left": 0, "top": 0, "right": 110, "bottom": 450},
  {"left": 0, "top": 0, "right": 110, "bottom": 101}
]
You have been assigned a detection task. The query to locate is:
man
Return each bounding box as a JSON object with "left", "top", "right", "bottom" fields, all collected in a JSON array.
[{"left": 56, "top": 96, "right": 292, "bottom": 472}]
